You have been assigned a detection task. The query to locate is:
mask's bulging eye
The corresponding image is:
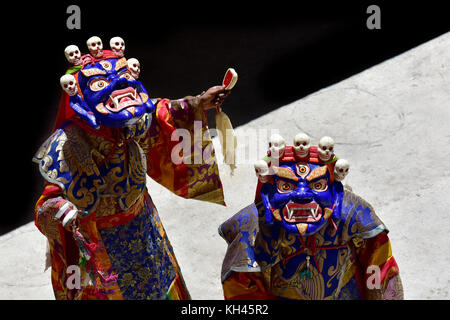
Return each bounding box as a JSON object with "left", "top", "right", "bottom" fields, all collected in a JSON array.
[
  {"left": 90, "top": 78, "right": 109, "bottom": 91},
  {"left": 277, "top": 180, "right": 296, "bottom": 193},
  {"left": 119, "top": 71, "right": 134, "bottom": 80},
  {"left": 309, "top": 179, "right": 328, "bottom": 192}
]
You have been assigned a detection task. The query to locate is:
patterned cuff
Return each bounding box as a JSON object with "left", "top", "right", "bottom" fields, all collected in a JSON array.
[
  {"left": 170, "top": 96, "right": 201, "bottom": 112},
  {"left": 37, "top": 197, "right": 83, "bottom": 226},
  {"left": 37, "top": 196, "right": 66, "bottom": 216}
]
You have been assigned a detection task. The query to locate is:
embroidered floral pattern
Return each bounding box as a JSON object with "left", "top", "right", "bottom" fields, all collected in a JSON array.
[{"left": 99, "top": 195, "right": 183, "bottom": 299}]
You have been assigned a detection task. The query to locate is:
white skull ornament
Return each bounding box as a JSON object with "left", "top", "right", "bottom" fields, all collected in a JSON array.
[
  {"left": 293, "top": 133, "right": 311, "bottom": 158},
  {"left": 60, "top": 74, "right": 78, "bottom": 96},
  {"left": 269, "top": 134, "right": 286, "bottom": 159},
  {"left": 86, "top": 36, "right": 103, "bottom": 58},
  {"left": 254, "top": 160, "right": 270, "bottom": 183},
  {"left": 110, "top": 37, "right": 125, "bottom": 57},
  {"left": 127, "top": 58, "right": 140, "bottom": 79},
  {"left": 334, "top": 159, "right": 350, "bottom": 181},
  {"left": 64, "top": 45, "right": 81, "bottom": 65},
  {"left": 318, "top": 136, "right": 335, "bottom": 162}
]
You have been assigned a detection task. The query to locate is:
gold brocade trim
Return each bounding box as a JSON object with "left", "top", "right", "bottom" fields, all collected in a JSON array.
[
  {"left": 271, "top": 262, "right": 326, "bottom": 300},
  {"left": 95, "top": 197, "right": 120, "bottom": 218},
  {"left": 34, "top": 121, "right": 150, "bottom": 213},
  {"left": 192, "top": 188, "right": 224, "bottom": 205},
  {"left": 96, "top": 194, "right": 145, "bottom": 229}
]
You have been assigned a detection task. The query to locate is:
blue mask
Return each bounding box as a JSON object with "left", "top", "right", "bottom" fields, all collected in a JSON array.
[
  {"left": 69, "top": 58, "right": 155, "bottom": 129},
  {"left": 260, "top": 161, "right": 344, "bottom": 236}
]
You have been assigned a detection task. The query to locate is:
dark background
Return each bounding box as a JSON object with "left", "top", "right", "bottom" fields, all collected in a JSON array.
[{"left": 1, "top": 1, "right": 449, "bottom": 235}]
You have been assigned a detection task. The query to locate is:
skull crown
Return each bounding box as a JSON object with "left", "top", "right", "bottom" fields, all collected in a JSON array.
[
  {"left": 254, "top": 133, "right": 350, "bottom": 182},
  {"left": 63, "top": 36, "right": 129, "bottom": 65},
  {"left": 61, "top": 36, "right": 145, "bottom": 94}
]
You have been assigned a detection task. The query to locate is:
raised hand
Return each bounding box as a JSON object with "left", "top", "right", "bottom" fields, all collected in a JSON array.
[{"left": 199, "top": 85, "right": 231, "bottom": 111}]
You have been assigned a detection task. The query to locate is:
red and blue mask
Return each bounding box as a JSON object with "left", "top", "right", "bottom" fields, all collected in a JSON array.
[
  {"left": 72, "top": 57, "right": 154, "bottom": 128},
  {"left": 257, "top": 141, "right": 347, "bottom": 237},
  {"left": 59, "top": 38, "right": 154, "bottom": 129}
]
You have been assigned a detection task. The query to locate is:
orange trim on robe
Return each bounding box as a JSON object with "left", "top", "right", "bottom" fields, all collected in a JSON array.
[
  {"left": 146, "top": 99, "right": 189, "bottom": 198},
  {"left": 223, "top": 272, "right": 273, "bottom": 300}
]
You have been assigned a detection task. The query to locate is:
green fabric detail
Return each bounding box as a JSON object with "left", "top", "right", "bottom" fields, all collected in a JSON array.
[{"left": 65, "top": 65, "right": 83, "bottom": 74}]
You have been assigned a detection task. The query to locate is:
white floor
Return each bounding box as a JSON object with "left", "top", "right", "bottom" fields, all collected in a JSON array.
[{"left": 1, "top": 32, "right": 449, "bottom": 300}]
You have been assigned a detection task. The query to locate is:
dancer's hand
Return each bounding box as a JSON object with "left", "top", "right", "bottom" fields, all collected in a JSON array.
[{"left": 199, "top": 85, "right": 231, "bottom": 110}]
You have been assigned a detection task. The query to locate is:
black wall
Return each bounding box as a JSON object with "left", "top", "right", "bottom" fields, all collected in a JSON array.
[{"left": 1, "top": 1, "right": 449, "bottom": 234}]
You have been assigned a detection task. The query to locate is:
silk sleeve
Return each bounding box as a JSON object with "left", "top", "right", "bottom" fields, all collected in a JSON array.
[
  {"left": 139, "top": 97, "right": 225, "bottom": 205},
  {"left": 35, "top": 183, "right": 81, "bottom": 299},
  {"left": 354, "top": 231, "right": 404, "bottom": 299}
]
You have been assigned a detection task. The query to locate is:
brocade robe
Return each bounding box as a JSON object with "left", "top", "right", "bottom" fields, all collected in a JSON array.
[
  {"left": 33, "top": 97, "right": 224, "bottom": 300},
  {"left": 219, "top": 188, "right": 404, "bottom": 300}
]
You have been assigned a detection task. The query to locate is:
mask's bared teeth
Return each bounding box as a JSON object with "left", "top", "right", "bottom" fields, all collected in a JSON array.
[
  {"left": 109, "top": 95, "right": 119, "bottom": 110},
  {"left": 310, "top": 208, "right": 316, "bottom": 218},
  {"left": 288, "top": 207, "right": 294, "bottom": 220}
]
